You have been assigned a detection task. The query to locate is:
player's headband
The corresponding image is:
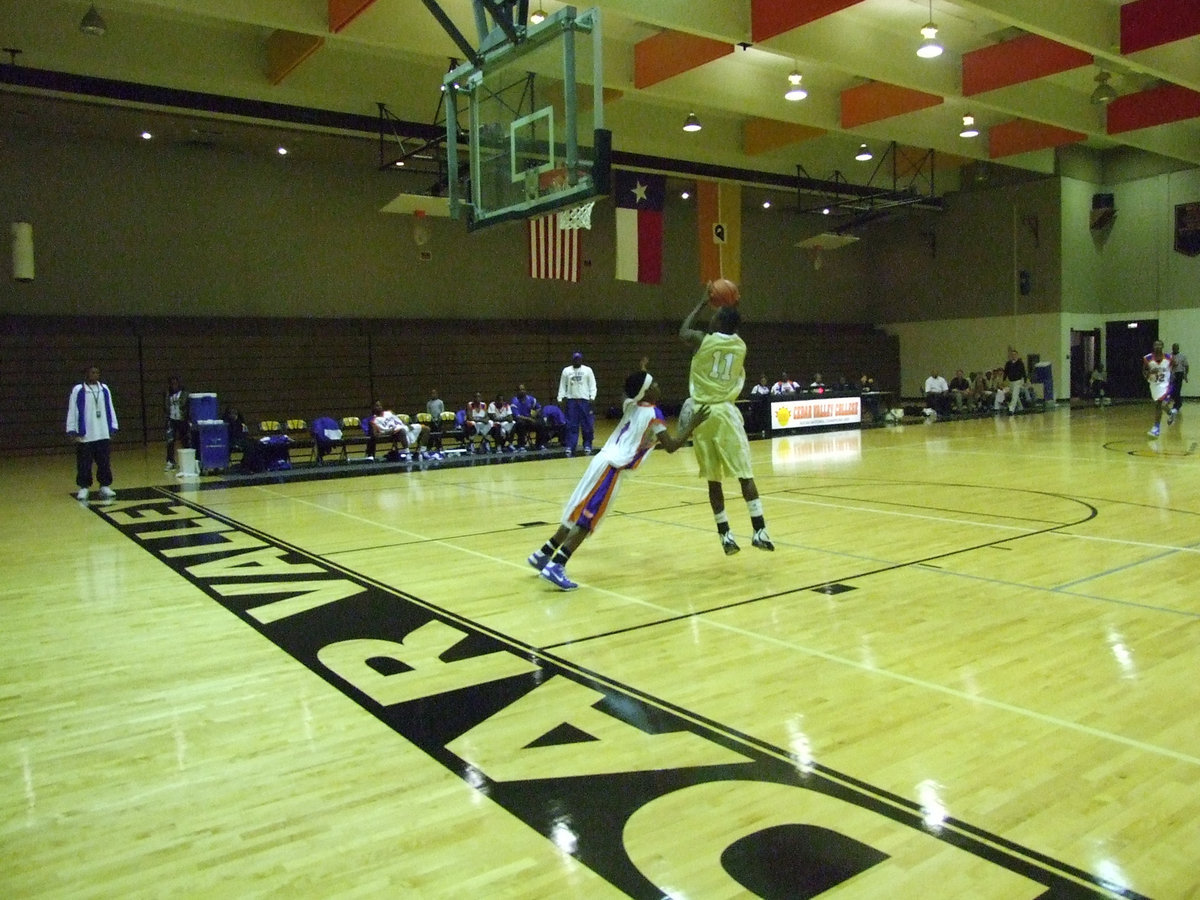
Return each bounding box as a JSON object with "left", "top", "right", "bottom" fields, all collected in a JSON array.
[{"left": 633, "top": 373, "right": 653, "bottom": 403}]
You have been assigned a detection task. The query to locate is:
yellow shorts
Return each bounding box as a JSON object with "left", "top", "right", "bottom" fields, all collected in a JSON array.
[{"left": 691, "top": 401, "right": 753, "bottom": 481}]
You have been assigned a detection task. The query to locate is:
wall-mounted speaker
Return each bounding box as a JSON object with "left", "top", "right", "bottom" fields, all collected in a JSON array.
[{"left": 1090, "top": 193, "right": 1116, "bottom": 231}]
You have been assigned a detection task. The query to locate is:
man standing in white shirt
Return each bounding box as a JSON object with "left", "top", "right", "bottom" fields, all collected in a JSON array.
[
  {"left": 65, "top": 365, "right": 119, "bottom": 501},
  {"left": 558, "top": 351, "right": 597, "bottom": 455}
]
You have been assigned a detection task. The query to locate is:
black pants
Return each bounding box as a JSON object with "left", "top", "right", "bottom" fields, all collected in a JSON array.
[
  {"left": 1171, "top": 374, "right": 1185, "bottom": 411},
  {"left": 76, "top": 439, "right": 113, "bottom": 488},
  {"left": 167, "top": 418, "right": 189, "bottom": 462}
]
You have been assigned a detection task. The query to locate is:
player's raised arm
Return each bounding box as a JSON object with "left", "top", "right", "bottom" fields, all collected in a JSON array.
[{"left": 679, "top": 286, "right": 710, "bottom": 346}]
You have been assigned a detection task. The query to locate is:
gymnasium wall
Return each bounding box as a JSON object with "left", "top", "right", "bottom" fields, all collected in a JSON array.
[
  {"left": 0, "top": 315, "right": 898, "bottom": 455},
  {"left": 2, "top": 127, "right": 1195, "bottom": 440}
]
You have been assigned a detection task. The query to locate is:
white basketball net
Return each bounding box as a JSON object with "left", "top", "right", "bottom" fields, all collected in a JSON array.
[{"left": 557, "top": 200, "right": 595, "bottom": 230}]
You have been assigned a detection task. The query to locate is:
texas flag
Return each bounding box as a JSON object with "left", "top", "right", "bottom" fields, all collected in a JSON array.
[{"left": 614, "top": 170, "right": 665, "bottom": 284}]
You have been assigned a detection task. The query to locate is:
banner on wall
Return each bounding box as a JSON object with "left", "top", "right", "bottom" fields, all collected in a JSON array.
[
  {"left": 528, "top": 213, "right": 582, "bottom": 281},
  {"left": 614, "top": 170, "right": 664, "bottom": 284},
  {"left": 1175, "top": 201, "right": 1200, "bottom": 257}
]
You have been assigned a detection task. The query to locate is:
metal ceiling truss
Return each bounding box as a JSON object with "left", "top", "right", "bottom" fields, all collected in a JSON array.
[{"left": 795, "top": 143, "right": 942, "bottom": 227}]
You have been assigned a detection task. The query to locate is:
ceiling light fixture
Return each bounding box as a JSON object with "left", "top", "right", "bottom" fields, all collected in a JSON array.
[
  {"left": 1091, "top": 71, "right": 1118, "bottom": 104},
  {"left": 855, "top": 143, "right": 873, "bottom": 161},
  {"left": 784, "top": 71, "right": 807, "bottom": 102},
  {"left": 959, "top": 115, "right": 979, "bottom": 138},
  {"left": 277, "top": 146, "right": 288, "bottom": 156},
  {"left": 682, "top": 112, "right": 702, "bottom": 132},
  {"left": 916, "top": 0, "right": 943, "bottom": 58},
  {"left": 140, "top": 131, "right": 152, "bottom": 140},
  {"left": 530, "top": 8, "right": 547, "bottom": 25},
  {"left": 80, "top": 4, "right": 107, "bottom": 36},
  {"left": 762, "top": 200, "right": 772, "bottom": 209}
]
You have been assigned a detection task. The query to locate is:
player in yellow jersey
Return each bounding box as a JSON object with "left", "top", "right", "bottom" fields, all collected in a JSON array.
[{"left": 680, "top": 293, "right": 773, "bottom": 554}]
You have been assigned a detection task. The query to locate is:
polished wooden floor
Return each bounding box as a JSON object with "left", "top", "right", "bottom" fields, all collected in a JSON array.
[{"left": 3, "top": 403, "right": 1199, "bottom": 899}]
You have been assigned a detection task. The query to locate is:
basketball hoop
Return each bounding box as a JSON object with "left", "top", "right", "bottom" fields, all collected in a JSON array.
[{"left": 557, "top": 200, "right": 595, "bottom": 230}]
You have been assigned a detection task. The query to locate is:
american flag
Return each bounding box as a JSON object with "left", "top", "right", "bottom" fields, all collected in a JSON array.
[{"left": 528, "top": 213, "right": 581, "bottom": 282}]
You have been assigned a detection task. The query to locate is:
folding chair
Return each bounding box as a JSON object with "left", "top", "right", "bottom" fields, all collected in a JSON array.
[
  {"left": 441, "top": 410, "right": 465, "bottom": 449},
  {"left": 310, "top": 416, "right": 345, "bottom": 463},
  {"left": 340, "top": 417, "right": 368, "bottom": 459}
]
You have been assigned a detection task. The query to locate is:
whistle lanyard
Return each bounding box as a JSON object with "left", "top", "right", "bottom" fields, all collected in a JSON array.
[{"left": 88, "top": 385, "right": 103, "bottom": 419}]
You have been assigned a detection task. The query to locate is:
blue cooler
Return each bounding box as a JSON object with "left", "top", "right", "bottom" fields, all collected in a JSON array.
[
  {"left": 1033, "top": 362, "right": 1054, "bottom": 407},
  {"left": 189, "top": 392, "right": 218, "bottom": 424},
  {"left": 196, "top": 419, "right": 230, "bottom": 473}
]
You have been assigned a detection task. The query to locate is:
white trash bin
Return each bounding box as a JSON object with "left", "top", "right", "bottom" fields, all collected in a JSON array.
[{"left": 176, "top": 448, "right": 200, "bottom": 477}]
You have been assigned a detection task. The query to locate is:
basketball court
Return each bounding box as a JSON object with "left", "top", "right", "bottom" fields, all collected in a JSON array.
[{"left": 4, "top": 403, "right": 1199, "bottom": 897}]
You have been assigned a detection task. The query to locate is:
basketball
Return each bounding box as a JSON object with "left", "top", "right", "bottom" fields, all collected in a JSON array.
[{"left": 708, "top": 278, "right": 740, "bottom": 308}]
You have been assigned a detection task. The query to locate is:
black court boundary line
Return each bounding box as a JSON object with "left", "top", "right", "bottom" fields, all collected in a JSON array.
[
  {"left": 101, "top": 485, "right": 1146, "bottom": 900},
  {"left": 543, "top": 489, "right": 1099, "bottom": 650}
]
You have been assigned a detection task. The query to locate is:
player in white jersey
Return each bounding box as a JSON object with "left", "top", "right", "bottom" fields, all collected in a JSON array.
[
  {"left": 527, "top": 372, "right": 708, "bottom": 591},
  {"left": 680, "top": 290, "right": 774, "bottom": 555},
  {"left": 1143, "top": 340, "right": 1175, "bottom": 437}
]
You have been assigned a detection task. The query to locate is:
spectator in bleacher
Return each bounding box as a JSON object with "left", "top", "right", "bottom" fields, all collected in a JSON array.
[
  {"left": 859, "top": 373, "right": 876, "bottom": 392},
  {"left": 924, "top": 369, "right": 950, "bottom": 417},
  {"left": 771, "top": 371, "right": 799, "bottom": 396},
  {"left": 971, "top": 371, "right": 994, "bottom": 411},
  {"left": 426, "top": 388, "right": 445, "bottom": 421},
  {"left": 425, "top": 387, "right": 446, "bottom": 450},
  {"left": 370, "top": 400, "right": 433, "bottom": 459},
  {"left": 749, "top": 374, "right": 772, "bottom": 433},
  {"left": 989, "top": 368, "right": 1010, "bottom": 412},
  {"left": 810, "top": 373, "right": 827, "bottom": 394},
  {"left": 466, "top": 391, "right": 498, "bottom": 453},
  {"left": 510, "top": 383, "right": 543, "bottom": 450},
  {"left": 488, "top": 392, "right": 517, "bottom": 452},
  {"left": 947, "top": 369, "right": 972, "bottom": 413},
  {"left": 164, "top": 375, "right": 190, "bottom": 471},
  {"left": 538, "top": 403, "right": 567, "bottom": 449},
  {"left": 224, "top": 407, "right": 249, "bottom": 454}
]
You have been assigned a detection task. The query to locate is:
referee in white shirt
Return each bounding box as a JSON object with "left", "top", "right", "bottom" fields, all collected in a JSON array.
[{"left": 558, "top": 351, "right": 597, "bottom": 454}]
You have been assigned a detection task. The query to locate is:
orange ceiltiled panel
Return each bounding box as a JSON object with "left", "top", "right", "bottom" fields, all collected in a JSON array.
[
  {"left": 634, "top": 31, "right": 733, "bottom": 89},
  {"left": 962, "top": 34, "right": 1094, "bottom": 96},
  {"left": 989, "top": 119, "right": 1085, "bottom": 158},
  {"left": 1107, "top": 83, "right": 1200, "bottom": 134},
  {"left": 893, "top": 146, "right": 968, "bottom": 175},
  {"left": 840, "top": 82, "right": 943, "bottom": 129},
  {"left": 743, "top": 118, "right": 826, "bottom": 155},
  {"left": 266, "top": 31, "right": 325, "bottom": 85},
  {"left": 751, "top": 0, "right": 866, "bottom": 43},
  {"left": 1121, "top": 0, "right": 1200, "bottom": 53},
  {"left": 329, "top": 0, "right": 377, "bottom": 34}
]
